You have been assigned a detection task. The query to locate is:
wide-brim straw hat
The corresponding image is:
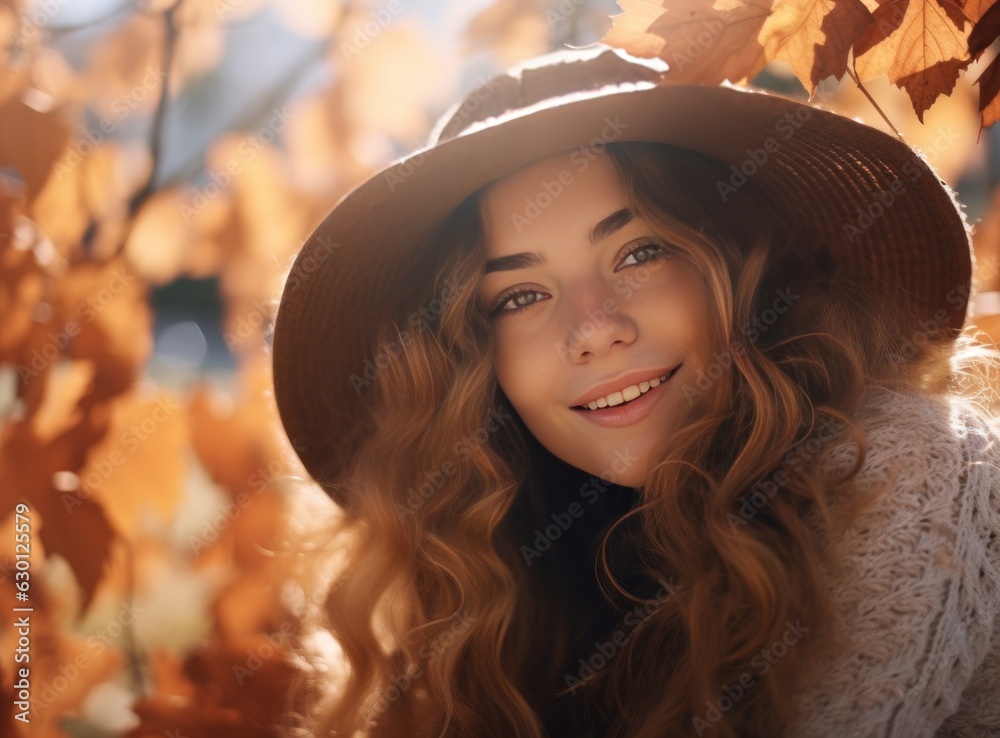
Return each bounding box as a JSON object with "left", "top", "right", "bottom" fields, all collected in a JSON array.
[{"left": 272, "top": 44, "right": 974, "bottom": 494}]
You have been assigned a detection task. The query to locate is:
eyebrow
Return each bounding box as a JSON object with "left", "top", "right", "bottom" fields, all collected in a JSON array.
[{"left": 483, "top": 208, "right": 634, "bottom": 275}]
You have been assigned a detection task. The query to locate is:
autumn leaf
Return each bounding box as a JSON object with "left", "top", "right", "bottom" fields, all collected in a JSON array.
[
  {"left": 853, "top": 0, "right": 972, "bottom": 121},
  {"left": 761, "top": 0, "right": 873, "bottom": 97},
  {"left": 54, "top": 256, "right": 153, "bottom": 398},
  {"left": 0, "top": 3, "right": 30, "bottom": 104},
  {"left": 960, "top": 0, "right": 999, "bottom": 25},
  {"left": 604, "top": 0, "right": 873, "bottom": 97},
  {"left": 969, "top": 0, "right": 1000, "bottom": 128},
  {"left": 465, "top": 0, "right": 553, "bottom": 67},
  {"left": 0, "top": 95, "right": 70, "bottom": 201},
  {"left": 76, "top": 389, "right": 188, "bottom": 536},
  {"left": 0, "top": 361, "right": 118, "bottom": 613}
]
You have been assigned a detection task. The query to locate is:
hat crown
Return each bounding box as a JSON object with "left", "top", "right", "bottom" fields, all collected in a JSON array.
[{"left": 429, "top": 46, "right": 666, "bottom": 144}]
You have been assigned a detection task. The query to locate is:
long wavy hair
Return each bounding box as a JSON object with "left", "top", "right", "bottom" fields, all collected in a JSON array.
[{"left": 278, "top": 141, "right": 1000, "bottom": 738}]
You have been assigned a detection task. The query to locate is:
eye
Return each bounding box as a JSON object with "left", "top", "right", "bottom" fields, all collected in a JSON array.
[
  {"left": 491, "top": 288, "right": 548, "bottom": 317},
  {"left": 616, "top": 240, "right": 674, "bottom": 270}
]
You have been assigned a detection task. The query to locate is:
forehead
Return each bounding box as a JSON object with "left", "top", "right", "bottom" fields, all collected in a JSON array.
[{"left": 481, "top": 151, "right": 629, "bottom": 256}]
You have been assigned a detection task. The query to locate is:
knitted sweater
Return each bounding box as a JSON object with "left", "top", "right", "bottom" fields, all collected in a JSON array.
[
  {"left": 786, "top": 387, "right": 1000, "bottom": 737},
  {"left": 538, "top": 387, "right": 1000, "bottom": 737}
]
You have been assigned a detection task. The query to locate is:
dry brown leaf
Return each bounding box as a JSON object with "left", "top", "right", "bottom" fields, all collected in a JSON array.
[
  {"left": 978, "top": 52, "right": 1000, "bottom": 127},
  {"left": 0, "top": 95, "right": 70, "bottom": 201},
  {"left": 27, "top": 141, "right": 148, "bottom": 262},
  {"left": 823, "top": 67, "right": 981, "bottom": 184},
  {"left": 146, "top": 648, "right": 196, "bottom": 700},
  {"left": 83, "top": 12, "right": 166, "bottom": 124},
  {"left": 26, "top": 621, "right": 125, "bottom": 731},
  {"left": 213, "top": 568, "right": 281, "bottom": 639},
  {"left": 604, "top": 0, "right": 870, "bottom": 96},
  {"left": 182, "top": 638, "right": 302, "bottom": 727},
  {"left": 128, "top": 623, "right": 305, "bottom": 737},
  {"left": 27, "top": 47, "right": 80, "bottom": 109},
  {"left": 124, "top": 188, "right": 196, "bottom": 284},
  {"left": 340, "top": 24, "right": 453, "bottom": 147},
  {"left": 603, "top": 0, "right": 771, "bottom": 85},
  {"left": 969, "top": 1, "right": 1000, "bottom": 128},
  {"left": 853, "top": 0, "right": 971, "bottom": 121},
  {"left": 127, "top": 698, "right": 277, "bottom": 738},
  {"left": 282, "top": 94, "right": 356, "bottom": 193},
  {"left": 54, "top": 256, "right": 152, "bottom": 397},
  {"left": 762, "top": 0, "right": 873, "bottom": 96},
  {"left": 0, "top": 3, "right": 31, "bottom": 105},
  {"left": 0, "top": 194, "right": 49, "bottom": 372},
  {"left": 464, "top": 0, "right": 553, "bottom": 67},
  {"left": 0, "top": 360, "right": 117, "bottom": 612},
  {"left": 76, "top": 388, "right": 188, "bottom": 535},
  {"left": 188, "top": 357, "right": 296, "bottom": 502},
  {"left": 961, "top": 0, "right": 998, "bottom": 25}
]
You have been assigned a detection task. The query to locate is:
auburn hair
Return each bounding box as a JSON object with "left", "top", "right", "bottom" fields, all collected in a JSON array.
[{"left": 277, "top": 141, "right": 1000, "bottom": 737}]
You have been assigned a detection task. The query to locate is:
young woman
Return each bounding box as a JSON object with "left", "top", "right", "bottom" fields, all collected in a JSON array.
[{"left": 271, "top": 46, "right": 1000, "bottom": 737}]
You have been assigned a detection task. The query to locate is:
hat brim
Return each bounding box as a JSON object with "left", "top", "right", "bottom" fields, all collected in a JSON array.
[{"left": 273, "top": 80, "right": 973, "bottom": 490}]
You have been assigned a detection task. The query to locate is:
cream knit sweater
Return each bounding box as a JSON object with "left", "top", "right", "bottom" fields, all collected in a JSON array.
[{"left": 786, "top": 387, "right": 1000, "bottom": 737}]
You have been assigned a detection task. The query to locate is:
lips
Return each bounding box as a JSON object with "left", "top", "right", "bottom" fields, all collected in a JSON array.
[{"left": 571, "top": 364, "right": 682, "bottom": 409}]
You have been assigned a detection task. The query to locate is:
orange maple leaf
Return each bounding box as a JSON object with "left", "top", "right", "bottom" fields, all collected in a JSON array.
[{"left": 853, "top": 0, "right": 971, "bottom": 121}]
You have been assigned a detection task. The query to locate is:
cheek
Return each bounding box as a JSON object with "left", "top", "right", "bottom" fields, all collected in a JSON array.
[
  {"left": 493, "top": 326, "right": 560, "bottom": 411},
  {"left": 492, "top": 327, "right": 535, "bottom": 404}
]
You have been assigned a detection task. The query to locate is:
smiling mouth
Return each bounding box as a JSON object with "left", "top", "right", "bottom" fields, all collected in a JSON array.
[{"left": 574, "top": 364, "right": 682, "bottom": 410}]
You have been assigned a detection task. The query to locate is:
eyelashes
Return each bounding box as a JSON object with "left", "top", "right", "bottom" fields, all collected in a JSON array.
[{"left": 488, "top": 239, "right": 675, "bottom": 318}]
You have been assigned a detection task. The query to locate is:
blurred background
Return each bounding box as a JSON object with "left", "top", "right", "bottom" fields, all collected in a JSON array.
[{"left": 1, "top": 0, "right": 999, "bottom": 735}]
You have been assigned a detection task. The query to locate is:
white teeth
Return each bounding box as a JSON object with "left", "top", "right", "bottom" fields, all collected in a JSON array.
[{"left": 583, "top": 373, "right": 669, "bottom": 410}]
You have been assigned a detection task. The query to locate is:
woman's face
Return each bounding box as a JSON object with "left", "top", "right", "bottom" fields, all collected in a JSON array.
[{"left": 479, "top": 150, "right": 716, "bottom": 488}]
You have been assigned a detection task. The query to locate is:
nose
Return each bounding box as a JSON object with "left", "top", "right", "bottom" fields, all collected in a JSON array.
[{"left": 562, "top": 280, "right": 638, "bottom": 363}]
